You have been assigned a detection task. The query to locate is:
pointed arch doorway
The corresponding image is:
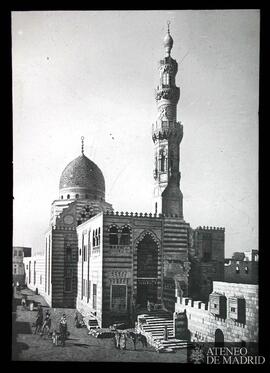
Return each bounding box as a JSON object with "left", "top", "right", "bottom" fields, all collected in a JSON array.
[{"left": 136, "top": 232, "right": 159, "bottom": 308}]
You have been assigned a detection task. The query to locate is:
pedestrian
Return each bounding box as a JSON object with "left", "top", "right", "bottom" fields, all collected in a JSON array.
[
  {"left": 41, "top": 310, "right": 51, "bottom": 337},
  {"left": 74, "top": 311, "right": 81, "bottom": 328},
  {"left": 164, "top": 325, "right": 168, "bottom": 341},
  {"left": 120, "top": 332, "right": 127, "bottom": 350},
  {"left": 59, "top": 313, "right": 68, "bottom": 347},
  {"left": 21, "top": 296, "right": 26, "bottom": 309},
  {"left": 34, "top": 313, "right": 43, "bottom": 334},
  {"left": 114, "top": 330, "right": 121, "bottom": 349}
]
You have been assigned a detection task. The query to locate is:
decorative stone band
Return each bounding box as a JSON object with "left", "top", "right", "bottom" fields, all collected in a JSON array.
[
  {"left": 152, "top": 121, "right": 183, "bottom": 143},
  {"left": 52, "top": 225, "right": 76, "bottom": 231},
  {"left": 105, "top": 210, "right": 184, "bottom": 218},
  {"left": 137, "top": 278, "right": 158, "bottom": 285},
  {"left": 196, "top": 226, "right": 225, "bottom": 231}
]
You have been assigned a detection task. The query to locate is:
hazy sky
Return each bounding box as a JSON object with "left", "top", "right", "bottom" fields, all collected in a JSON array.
[{"left": 12, "top": 10, "right": 259, "bottom": 256}]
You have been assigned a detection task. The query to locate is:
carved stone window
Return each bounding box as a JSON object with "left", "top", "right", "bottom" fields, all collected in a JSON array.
[
  {"left": 120, "top": 226, "right": 131, "bottom": 246},
  {"left": 111, "top": 284, "right": 127, "bottom": 311},
  {"left": 66, "top": 246, "right": 72, "bottom": 262},
  {"left": 109, "top": 226, "right": 119, "bottom": 245}
]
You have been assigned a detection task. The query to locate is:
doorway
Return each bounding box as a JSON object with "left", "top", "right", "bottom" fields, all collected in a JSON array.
[
  {"left": 214, "top": 328, "right": 224, "bottom": 347},
  {"left": 136, "top": 233, "right": 158, "bottom": 308}
]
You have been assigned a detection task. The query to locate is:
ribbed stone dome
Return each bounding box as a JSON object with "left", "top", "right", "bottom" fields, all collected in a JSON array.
[{"left": 59, "top": 154, "right": 105, "bottom": 200}]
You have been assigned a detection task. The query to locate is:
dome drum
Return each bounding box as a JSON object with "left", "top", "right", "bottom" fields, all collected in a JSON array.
[{"left": 59, "top": 187, "right": 105, "bottom": 201}]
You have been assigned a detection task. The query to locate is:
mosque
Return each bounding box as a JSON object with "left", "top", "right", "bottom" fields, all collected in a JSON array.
[{"left": 24, "top": 26, "right": 225, "bottom": 328}]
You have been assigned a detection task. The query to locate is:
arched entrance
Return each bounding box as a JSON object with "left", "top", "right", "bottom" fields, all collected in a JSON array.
[
  {"left": 136, "top": 233, "right": 159, "bottom": 308},
  {"left": 214, "top": 328, "right": 224, "bottom": 347}
]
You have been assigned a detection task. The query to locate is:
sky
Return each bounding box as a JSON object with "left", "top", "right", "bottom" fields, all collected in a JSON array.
[{"left": 12, "top": 10, "right": 259, "bottom": 256}]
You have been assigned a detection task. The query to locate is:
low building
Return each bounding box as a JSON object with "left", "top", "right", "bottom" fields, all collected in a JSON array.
[
  {"left": 23, "top": 255, "right": 45, "bottom": 295},
  {"left": 13, "top": 246, "right": 31, "bottom": 285},
  {"left": 174, "top": 281, "right": 258, "bottom": 343},
  {"left": 224, "top": 250, "right": 258, "bottom": 284}
]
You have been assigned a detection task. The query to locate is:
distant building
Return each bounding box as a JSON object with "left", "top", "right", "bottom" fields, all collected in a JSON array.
[
  {"left": 13, "top": 246, "right": 31, "bottom": 285},
  {"left": 224, "top": 250, "right": 258, "bottom": 284},
  {"left": 188, "top": 227, "right": 225, "bottom": 302}
]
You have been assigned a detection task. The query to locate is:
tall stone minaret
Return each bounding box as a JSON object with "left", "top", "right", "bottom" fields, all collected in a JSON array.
[{"left": 152, "top": 23, "right": 183, "bottom": 218}]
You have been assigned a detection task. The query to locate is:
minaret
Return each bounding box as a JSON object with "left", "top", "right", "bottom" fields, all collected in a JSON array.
[{"left": 152, "top": 23, "right": 183, "bottom": 218}]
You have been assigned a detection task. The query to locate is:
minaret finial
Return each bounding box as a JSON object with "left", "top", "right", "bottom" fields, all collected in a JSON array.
[
  {"left": 163, "top": 21, "right": 173, "bottom": 57},
  {"left": 81, "top": 136, "right": 84, "bottom": 155},
  {"left": 167, "top": 20, "right": 171, "bottom": 34}
]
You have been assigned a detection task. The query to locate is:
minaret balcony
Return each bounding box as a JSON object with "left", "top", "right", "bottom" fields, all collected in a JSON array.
[
  {"left": 155, "top": 86, "right": 180, "bottom": 103},
  {"left": 152, "top": 121, "right": 183, "bottom": 142}
]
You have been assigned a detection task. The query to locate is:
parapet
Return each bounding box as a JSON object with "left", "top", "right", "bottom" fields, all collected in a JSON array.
[
  {"left": 52, "top": 225, "right": 76, "bottom": 231},
  {"left": 104, "top": 210, "right": 183, "bottom": 219},
  {"left": 176, "top": 294, "right": 209, "bottom": 311},
  {"left": 196, "top": 226, "right": 225, "bottom": 231}
]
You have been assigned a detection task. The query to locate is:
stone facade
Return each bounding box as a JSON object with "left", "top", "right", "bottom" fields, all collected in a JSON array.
[
  {"left": 174, "top": 281, "right": 258, "bottom": 343},
  {"left": 76, "top": 211, "right": 191, "bottom": 328}
]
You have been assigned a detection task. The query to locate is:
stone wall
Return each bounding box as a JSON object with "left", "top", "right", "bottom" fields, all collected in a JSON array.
[{"left": 174, "top": 281, "right": 258, "bottom": 343}]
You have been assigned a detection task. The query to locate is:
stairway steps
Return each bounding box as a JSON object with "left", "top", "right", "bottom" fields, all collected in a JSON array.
[{"left": 146, "top": 319, "right": 173, "bottom": 324}]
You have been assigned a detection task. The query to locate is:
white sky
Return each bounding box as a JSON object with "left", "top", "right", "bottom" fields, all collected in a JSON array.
[{"left": 12, "top": 10, "right": 259, "bottom": 256}]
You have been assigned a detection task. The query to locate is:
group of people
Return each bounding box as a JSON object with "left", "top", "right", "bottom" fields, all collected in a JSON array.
[
  {"left": 114, "top": 330, "right": 148, "bottom": 351},
  {"left": 34, "top": 306, "right": 68, "bottom": 347},
  {"left": 114, "top": 330, "right": 127, "bottom": 350}
]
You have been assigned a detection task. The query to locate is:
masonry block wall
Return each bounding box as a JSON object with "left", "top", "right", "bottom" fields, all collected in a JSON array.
[
  {"left": 175, "top": 281, "right": 258, "bottom": 343},
  {"left": 162, "top": 217, "right": 190, "bottom": 312}
]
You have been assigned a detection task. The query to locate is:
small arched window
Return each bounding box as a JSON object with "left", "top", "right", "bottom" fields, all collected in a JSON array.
[
  {"left": 95, "top": 229, "right": 98, "bottom": 246},
  {"left": 92, "top": 231, "right": 96, "bottom": 247},
  {"left": 85, "top": 194, "right": 88, "bottom": 199},
  {"left": 120, "top": 226, "right": 131, "bottom": 245},
  {"left": 98, "top": 228, "right": 101, "bottom": 246},
  {"left": 61, "top": 195, "right": 63, "bottom": 200},
  {"left": 109, "top": 226, "right": 118, "bottom": 245},
  {"left": 75, "top": 194, "right": 79, "bottom": 199},
  {"left": 67, "top": 194, "right": 70, "bottom": 199}
]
